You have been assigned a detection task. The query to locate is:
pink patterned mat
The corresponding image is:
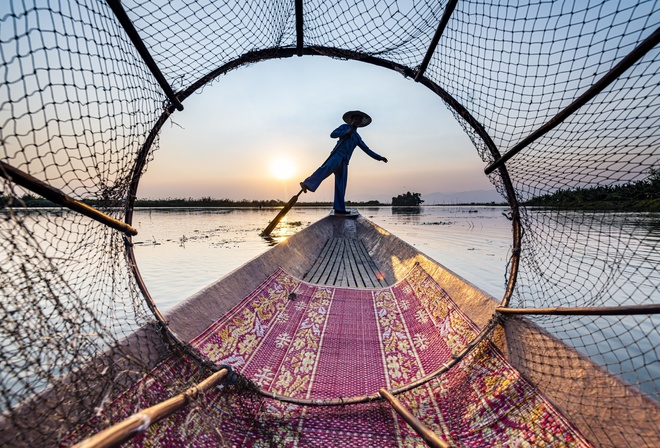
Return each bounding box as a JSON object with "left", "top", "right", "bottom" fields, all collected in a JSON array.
[{"left": 69, "top": 264, "right": 592, "bottom": 447}]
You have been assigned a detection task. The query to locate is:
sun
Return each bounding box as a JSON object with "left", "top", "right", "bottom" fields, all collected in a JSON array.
[{"left": 269, "top": 157, "right": 296, "bottom": 180}]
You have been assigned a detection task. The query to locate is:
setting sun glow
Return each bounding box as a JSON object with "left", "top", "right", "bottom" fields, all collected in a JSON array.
[{"left": 270, "top": 157, "right": 296, "bottom": 180}]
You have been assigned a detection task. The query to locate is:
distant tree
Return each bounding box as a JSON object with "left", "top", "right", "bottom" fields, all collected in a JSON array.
[{"left": 392, "top": 191, "right": 424, "bottom": 206}]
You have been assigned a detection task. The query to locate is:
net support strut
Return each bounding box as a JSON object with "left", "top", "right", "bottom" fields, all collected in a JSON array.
[
  {"left": 0, "top": 161, "right": 138, "bottom": 236},
  {"left": 72, "top": 367, "right": 230, "bottom": 448},
  {"left": 379, "top": 388, "right": 451, "bottom": 448},
  {"left": 485, "top": 26, "right": 660, "bottom": 175},
  {"left": 105, "top": 0, "right": 184, "bottom": 111},
  {"left": 295, "top": 0, "right": 304, "bottom": 56},
  {"left": 497, "top": 303, "right": 660, "bottom": 316},
  {"left": 414, "top": 0, "right": 459, "bottom": 81}
]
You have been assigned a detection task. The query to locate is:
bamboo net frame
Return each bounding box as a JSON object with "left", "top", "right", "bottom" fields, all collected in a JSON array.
[{"left": 0, "top": 1, "right": 658, "bottom": 446}]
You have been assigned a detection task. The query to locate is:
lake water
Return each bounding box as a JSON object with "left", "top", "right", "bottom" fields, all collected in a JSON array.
[{"left": 131, "top": 206, "right": 513, "bottom": 311}]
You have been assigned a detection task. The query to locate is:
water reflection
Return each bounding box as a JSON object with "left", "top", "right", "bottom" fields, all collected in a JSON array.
[{"left": 391, "top": 206, "right": 422, "bottom": 215}]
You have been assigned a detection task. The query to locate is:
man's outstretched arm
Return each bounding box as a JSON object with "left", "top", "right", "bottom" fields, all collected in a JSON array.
[{"left": 357, "top": 138, "right": 387, "bottom": 162}]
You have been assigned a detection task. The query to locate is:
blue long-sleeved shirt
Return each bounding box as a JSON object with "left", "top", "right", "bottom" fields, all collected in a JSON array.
[{"left": 330, "top": 124, "right": 384, "bottom": 164}]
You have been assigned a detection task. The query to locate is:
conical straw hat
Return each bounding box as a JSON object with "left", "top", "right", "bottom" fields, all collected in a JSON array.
[{"left": 342, "top": 110, "right": 372, "bottom": 127}]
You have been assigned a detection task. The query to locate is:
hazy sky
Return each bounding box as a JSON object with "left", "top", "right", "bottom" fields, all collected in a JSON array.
[{"left": 138, "top": 56, "right": 496, "bottom": 202}]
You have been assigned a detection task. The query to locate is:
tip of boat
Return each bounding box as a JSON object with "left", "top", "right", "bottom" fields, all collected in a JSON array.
[{"left": 331, "top": 209, "right": 359, "bottom": 218}]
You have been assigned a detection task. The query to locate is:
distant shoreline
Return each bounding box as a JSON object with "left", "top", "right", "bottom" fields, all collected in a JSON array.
[
  {"left": 6, "top": 196, "right": 658, "bottom": 212},
  {"left": 5, "top": 195, "right": 507, "bottom": 208}
]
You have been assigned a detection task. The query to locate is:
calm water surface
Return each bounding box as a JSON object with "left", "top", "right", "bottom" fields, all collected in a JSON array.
[{"left": 132, "top": 206, "right": 512, "bottom": 311}]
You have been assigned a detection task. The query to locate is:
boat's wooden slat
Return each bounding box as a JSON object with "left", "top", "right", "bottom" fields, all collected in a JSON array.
[
  {"left": 328, "top": 239, "right": 346, "bottom": 286},
  {"left": 338, "top": 252, "right": 349, "bottom": 287},
  {"left": 342, "top": 239, "right": 358, "bottom": 287},
  {"left": 344, "top": 238, "right": 367, "bottom": 287},
  {"left": 303, "top": 236, "right": 385, "bottom": 288},
  {"left": 318, "top": 238, "right": 341, "bottom": 283},
  {"left": 304, "top": 238, "right": 333, "bottom": 283},
  {"left": 312, "top": 237, "right": 336, "bottom": 284},
  {"left": 348, "top": 238, "right": 378, "bottom": 287},
  {"left": 307, "top": 238, "right": 339, "bottom": 284},
  {"left": 348, "top": 241, "right": 363, "bottom": 287},
  {"left": 340, "top": 240, "right": 352, "bottom": 286},
  {"left": 351, "top": 246, "right": 365, "bottom": 286},
  {"left": 354, "top": 237, "right": 386, "bottom": 287},
  {"left": 328, "top": 238, "right": 355, "bottom": 286}
]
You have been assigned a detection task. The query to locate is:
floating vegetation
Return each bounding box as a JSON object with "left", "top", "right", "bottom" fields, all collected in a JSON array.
[
  {"left": 421, "top": 221, "right": 453, "bottom": 226},
  {"left": 282, "top": 221, "right": 304, "bottom": 227}
]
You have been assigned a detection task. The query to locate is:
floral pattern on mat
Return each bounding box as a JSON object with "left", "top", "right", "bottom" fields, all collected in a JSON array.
[{"left": 66, "top": 264, "right": 592, "bottom": 447}]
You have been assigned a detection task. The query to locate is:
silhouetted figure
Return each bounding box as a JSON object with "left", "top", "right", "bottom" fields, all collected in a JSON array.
[{"left": 300, "top": 111, "right": 388, "bottom": 214}]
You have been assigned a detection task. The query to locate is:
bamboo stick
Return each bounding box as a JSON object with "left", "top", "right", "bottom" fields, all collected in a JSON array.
[
  {"left": 379, "top": 388, "right": 450, "bottom": 448},
  {"left": 105, "top": 0, "right": 183, "bottom": 111},
  {"left": 496, "top": 303, "right": 660, "bottom": 316},
  {"left": 261, "top": 189, "right": 303, "bottom": 236},
  {"left": 0, "top": 160, "right": 138, "bottom": 236},
  {"left": 414, "top": 0, "right": 459, "bottom": 81},
  {"left": 73, "top": 368, "right": 229, "bottom": 448},
  {"left": 485, "top": 27, "right": 660, "bottom": 175}
]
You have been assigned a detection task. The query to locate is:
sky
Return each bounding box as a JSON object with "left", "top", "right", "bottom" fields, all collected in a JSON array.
[{"left": 137, "top": 56, "right": 496, "bottom": 203}]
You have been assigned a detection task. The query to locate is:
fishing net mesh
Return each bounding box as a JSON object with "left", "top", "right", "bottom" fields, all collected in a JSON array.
[{"left": 0, "top": 0, "right": 658, "bottom": 446}]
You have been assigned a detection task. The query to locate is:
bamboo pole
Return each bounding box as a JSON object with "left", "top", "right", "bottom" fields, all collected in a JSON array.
[
  {"left": 485, "top": 26, "right": 660, "bottom": 175},
  {"left": 379, "top": 388, "right": 450, "bottom": 448},
  {"left": 73, "top": 368, "right": 229, "bottom": 448},
  {"left": 496, "top": 303, "right": 660, "bottom": 316},
  {"left": 105, "top": 0, "right": 183, "bottom": 111},
  {"left": 0, "top": 160, "right": 137, "bottom": 236},
  {"left": 295, "top": 0, "right": 304, "bottom": 56},
  {"left": 414, "top": 0, "right": 459, "bottom": 81},
  {"left": 261, "top": 189, "right": 304, "bottom": 236}
]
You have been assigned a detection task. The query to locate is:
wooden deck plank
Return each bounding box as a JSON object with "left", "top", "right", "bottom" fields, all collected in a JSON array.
[
  {"left": 342, "top": 239, "right": 356, "bottom": 287},
  {"left": 348, "top": 238, "right": 377, "bottom": 287},
  {"left": 308, "top": 238, "right": 338, "bottom": 284},
  {"left": 328, "top": 238, "right": 346, "bottom": 286},
  {"left": 345, "top": 238, "right": 370, "bottom": 287},
  {"left": 340, "top": 240, "right": 351, "bottom": 286},
  {"left": 347, "top": 239, "right": 369, "bottom": 288},
  {"left": 354, "top": 238, "right": 387, "bottom": 287},
  {"left": 303, "top": 236, "right": 385, "bottom": 288},
  {"left": 304, "top": 238, "right": 332, "bottom": 283},
  {"left": 346, "top": 241, "right": 362, "bottom": 287},
  {"left": 304, "top": 239, "right": 331, "bottom": 283},
  {"left": 320, "top": 238, "right": 343, "bottom": 285}
]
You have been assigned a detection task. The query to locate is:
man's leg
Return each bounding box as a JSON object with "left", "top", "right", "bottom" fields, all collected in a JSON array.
[
  {"left": 302, "top": 155, "right": 342, "bottom": 192},
  {"left": 333, "top": 163, "right": 348, "bottom": 212}
]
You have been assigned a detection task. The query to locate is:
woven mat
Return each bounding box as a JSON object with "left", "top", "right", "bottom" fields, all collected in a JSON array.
[{"left": 68, "top": 264, "right": 592, "bottom": 447}]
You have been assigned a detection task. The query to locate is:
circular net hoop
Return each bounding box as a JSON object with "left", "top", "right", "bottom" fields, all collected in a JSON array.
[{"left": 1, "top": 1, "right": 658, "bottom": 447}]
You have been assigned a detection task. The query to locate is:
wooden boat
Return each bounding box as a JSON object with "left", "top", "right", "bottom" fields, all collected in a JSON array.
[
  {"left": 1, "top": 0, "right": 658, "bottom": 445},
  {"left": 9, "top": 212, "right": 652, "bottom": 447}
]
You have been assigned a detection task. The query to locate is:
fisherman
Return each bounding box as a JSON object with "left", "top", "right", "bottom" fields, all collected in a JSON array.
[{"left": 300, "top": 110, "right": 388, "bottom": 214}]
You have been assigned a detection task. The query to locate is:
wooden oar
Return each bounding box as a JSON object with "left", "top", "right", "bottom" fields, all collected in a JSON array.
[
  {"left": 261, "top": 129, "right": 355, "bottom": 236},
  {"left": 261, "top": 188, "right": 304, "bottom": 236}
]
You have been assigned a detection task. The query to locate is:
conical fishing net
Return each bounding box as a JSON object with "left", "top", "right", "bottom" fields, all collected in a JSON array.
[{"left": 1, "top": 1, "right": 658, "bottom": 447}]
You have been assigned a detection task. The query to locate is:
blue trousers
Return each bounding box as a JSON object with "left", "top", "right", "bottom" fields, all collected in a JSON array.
[{"left": 302, "top": 153, "right": 348, "bottom": 211}]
